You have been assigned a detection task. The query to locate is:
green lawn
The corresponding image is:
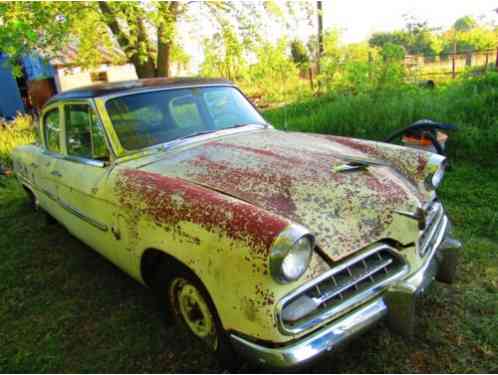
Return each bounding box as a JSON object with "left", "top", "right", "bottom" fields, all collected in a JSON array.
[{"left": 1, "top": 160, "right": 497, "bottom": 373}]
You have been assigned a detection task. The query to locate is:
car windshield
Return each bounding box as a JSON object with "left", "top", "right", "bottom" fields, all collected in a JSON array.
[{"left": 105, "top": 86, "right": 266, "bottom": 151}]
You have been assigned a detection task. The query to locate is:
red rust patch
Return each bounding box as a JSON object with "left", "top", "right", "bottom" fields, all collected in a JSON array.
[{"left": 116, "top": 169, "right": 289, "bottom": 255}]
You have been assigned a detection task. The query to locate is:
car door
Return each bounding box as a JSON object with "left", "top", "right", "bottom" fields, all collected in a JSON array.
[
  {"left": 36, "top": 104, "right": 66, "bottom": 218},
  {"left": 55, "top": 101, "right": 120, "bottom": 263}
]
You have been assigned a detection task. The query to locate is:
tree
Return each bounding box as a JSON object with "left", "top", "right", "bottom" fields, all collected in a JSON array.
[
  {"left": 0, "top": 1, "right": 291, "bottom": 78},
  {"left": 290, "top": 40, "right": 309, "bottom": 67},
  {"left": 454, "top": 16, "right": 478, "bottom": 32}
]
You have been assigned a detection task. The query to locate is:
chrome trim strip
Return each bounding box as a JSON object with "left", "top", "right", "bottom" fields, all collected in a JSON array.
[
  {"left": 38, "top": 188, "right": 108, "bottom": 232},
  {"left": 417, "top": 201, "right": 444, "bottom": 256},
  {"left": 58, "top": 199, "right": 109, "bottom": 232},
  {"left": 231, "top": 297, "right": 388, "bottom": 369},
  {"left": 41, "top": 149, "right": 107, "bottom": 168},
  {"left": 401, "top": 215, "right": 448, "bottom": 293},
  {"left": 276, "top": 244, "right": 409, "bottom": 335},
  {"left": 61, "top": 154, "right": 106, "bottom": 168},
  {"left": 312, "top": 258, "right": 393, "bottom": 305}
]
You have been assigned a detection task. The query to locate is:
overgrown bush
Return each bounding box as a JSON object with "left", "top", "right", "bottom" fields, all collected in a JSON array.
[{"left": 0, "top": 114, "right": 35, "bottom": 168}]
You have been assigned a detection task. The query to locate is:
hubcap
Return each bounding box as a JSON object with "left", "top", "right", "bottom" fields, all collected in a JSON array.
[{"left": 171, "top": 278, "right": 218, "bottom": 350}]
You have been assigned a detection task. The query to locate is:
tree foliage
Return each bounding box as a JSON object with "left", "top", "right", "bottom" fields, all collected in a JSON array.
[
  {"left": 369, "top": 14, "right": 497, "bottom": 57},
  {"left": 0, "top": 1, "right": 293, "bottom": 78},
  {"left": 290, "top": 40, "right": 309, "bottom": 67}
]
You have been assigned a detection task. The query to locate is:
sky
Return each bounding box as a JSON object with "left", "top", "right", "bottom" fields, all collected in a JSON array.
[
  {"left": 321, "top": 0, "right": 498, "bottom": 43},
  {"left": 182, "top": 0, "right": 498, "bottom": 73}
]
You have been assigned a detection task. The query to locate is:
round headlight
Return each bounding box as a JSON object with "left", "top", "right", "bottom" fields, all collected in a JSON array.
[
  {"left": 270, "top": 225, "right": 314, "bottom": 284},
  {"left": 281, "top": 236, "right": 313, "bottom": 281}
]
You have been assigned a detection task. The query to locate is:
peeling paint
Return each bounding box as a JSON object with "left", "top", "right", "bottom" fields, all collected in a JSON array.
[{"left": 140, "top": 129, "right": 429, "bottom": 260}]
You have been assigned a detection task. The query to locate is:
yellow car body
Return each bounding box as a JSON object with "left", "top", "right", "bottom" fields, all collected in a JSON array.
[{"left": 12, "top": 79, "right": 461, "bottom": 368}]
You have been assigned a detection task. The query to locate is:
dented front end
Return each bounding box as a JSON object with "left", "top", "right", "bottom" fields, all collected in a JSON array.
[{"left": 110, "top": 127, "right": 460, "bottom": 368}]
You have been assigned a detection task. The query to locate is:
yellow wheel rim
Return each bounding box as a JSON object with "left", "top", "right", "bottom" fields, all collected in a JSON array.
[{"left": 171, "top": 278, "right": 218, "bottom": 350}]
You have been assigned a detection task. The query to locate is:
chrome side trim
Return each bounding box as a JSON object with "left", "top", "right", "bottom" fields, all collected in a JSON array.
[
  {"left": 58, "top": 199, "right": 109, "bottom": 232},
  {"left": 231, "top": 297, "right": 388, "bottom": 369},
  {"left": 276, "top": 244, "right": 409, "bottom": 335},
  {"left": 38, "top": 188, "right": 108, "bottom": 232},
  {"left": 41, "top": 149, "right": 107, "bottom": 168},
  {"left": 60, "top": 154, "right": 106, "bottom": 168}
]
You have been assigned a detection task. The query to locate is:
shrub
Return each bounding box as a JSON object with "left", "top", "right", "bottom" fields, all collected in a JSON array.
[{"left": 0, "top": 114, "right": 35, "bottom": 168}]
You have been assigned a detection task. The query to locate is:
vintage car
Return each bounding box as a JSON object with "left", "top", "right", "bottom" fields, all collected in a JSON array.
[{"left": 12, "top": 78, "right": 462, "bottom": 369}]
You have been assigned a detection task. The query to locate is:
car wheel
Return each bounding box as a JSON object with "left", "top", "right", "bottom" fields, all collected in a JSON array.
[
  {"left": 169, "top": 276, "right": 220, "bottom": 351},
  {"left": 153, "top": 266, "right": 237, "bottom": 369}
]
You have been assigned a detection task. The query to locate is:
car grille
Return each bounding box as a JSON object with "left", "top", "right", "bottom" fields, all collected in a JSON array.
[
  {"left": 418, "top": 200, "right": 445, "bottom": 256},
  {"left": 279, "top": 245, "right": 407, "bottom": 334}
]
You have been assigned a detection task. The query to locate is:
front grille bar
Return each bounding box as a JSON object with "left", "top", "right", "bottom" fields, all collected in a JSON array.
[
  {"left": 277, "top": 244, "right": 409, "bottom": 335},
  {"left": 313, "top": 257, "right": 393, "bottom": 306}
]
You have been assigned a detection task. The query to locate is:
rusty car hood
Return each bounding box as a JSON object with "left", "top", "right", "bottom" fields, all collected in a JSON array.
[{"left": 136, "top": 129, "right": 433, "bottom": 261}]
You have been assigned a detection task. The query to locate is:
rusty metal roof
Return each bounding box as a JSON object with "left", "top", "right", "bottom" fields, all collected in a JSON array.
[{"left": 46, "top": 77, "right": 233, "bottom": 105}]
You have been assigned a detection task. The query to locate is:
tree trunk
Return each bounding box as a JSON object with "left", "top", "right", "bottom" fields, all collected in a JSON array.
[
  {"left": 132, "top": 57, "right": 156, "bottom": 79},
  {"left": 157, "top": 2, "right": 178, "bottom": 77},
  {"left": 157, "top": 32, "right": 172, "bottom": 77},
  {"left": 98, "top": 2, "right": 156, "bottom": 78}
]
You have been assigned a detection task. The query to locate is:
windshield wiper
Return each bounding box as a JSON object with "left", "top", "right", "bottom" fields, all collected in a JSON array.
[
  {"left": 227, "top": 122, "right": 269, "bottom": 129},
  {"left": 178, "top": 129, "right": 220, "bottom": 140}
]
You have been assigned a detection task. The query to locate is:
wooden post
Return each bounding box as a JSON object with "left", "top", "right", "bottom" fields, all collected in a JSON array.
[
  {"left": 317, "top": 1, "right": 323, "bottom": 76},
  {"left": 452, "top": 33, "right": 457, "bottom": 79},
  {"left": 496, "top": 47, "right": 498, "bottom": 71},
  {"left": 452, "top": 54, "right": 456, "bottom": 79},
  {"left": 308, "top": 67, "right": 314, "bottom": 91}
]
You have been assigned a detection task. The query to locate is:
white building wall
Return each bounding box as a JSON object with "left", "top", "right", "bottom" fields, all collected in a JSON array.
[{"left": 54, "top": 63, "right": 138, "bottom": 92}]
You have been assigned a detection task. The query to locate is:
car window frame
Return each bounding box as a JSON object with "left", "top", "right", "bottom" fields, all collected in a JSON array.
[
  {"left": 61, "top": 99, "right": 114, "bottom": 168},
  {"left": 41, "top": 102, "right": 64, "bottom": 156},
  {"left": 40, "top": 99, "right": 114, "bottom": 168},
  {"left": 97, "top": 84, "right": 266, "bottom": 158}
]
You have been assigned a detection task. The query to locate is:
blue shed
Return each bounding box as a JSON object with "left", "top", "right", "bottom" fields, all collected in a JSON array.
[{"left": 0, "top": 53, "right": 25, "bottom": 120}]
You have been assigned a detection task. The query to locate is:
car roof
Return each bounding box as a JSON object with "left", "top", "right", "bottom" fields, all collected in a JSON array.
[{"left": 45, "top": 77, "right": 234, "bottom": 105}]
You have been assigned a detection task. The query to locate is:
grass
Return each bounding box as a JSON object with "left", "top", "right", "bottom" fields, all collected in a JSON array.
[
  {"left": 1, "top": 162, "right": 497, "bottom": 372},
  {"left": 1, "top": 73, "right": 497, "bottom": 372},
  {"left": 264, "top": 72, "right": 498, "bottom": 165}
]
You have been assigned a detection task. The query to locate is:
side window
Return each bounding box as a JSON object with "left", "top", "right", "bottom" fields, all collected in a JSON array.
[
  {"left": 44, "top": 108, "right": 61, "bottom": 153},
  {"left": 169, "top": 95, "right": 203, "bottom": 129},
  {"left": 65, "top": 104, "right": 109, "bottom": 160}
]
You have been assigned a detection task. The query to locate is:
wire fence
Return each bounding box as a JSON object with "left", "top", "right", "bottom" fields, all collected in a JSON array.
[{"left": 404, "top": 48, "right": 498, "bottom": 80}]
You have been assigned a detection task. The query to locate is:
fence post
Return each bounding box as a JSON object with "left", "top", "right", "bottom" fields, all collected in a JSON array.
[
  {"left": 496, "top": 47, "right": 498, "bottom": 71},
  {"left": 452, "top": 54, "right": 456, "bottom": 79}
]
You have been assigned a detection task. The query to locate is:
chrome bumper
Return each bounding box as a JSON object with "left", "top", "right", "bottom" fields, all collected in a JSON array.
[{"left": 230, "top": 224, "right": 462, "bottom": 369}]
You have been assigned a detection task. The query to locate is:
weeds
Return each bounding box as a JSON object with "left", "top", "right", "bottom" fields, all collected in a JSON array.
[
  {"left": 264, "top": 72, "right": 498, "bottom": 165},
  {"left": 0, "top": 114, "right": 35, "bottom": 168}
]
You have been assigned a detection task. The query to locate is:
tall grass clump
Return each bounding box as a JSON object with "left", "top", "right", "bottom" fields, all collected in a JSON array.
[
  {"left": 264, "top": 72, "right": 498, "bottom": 165},
  {"left": 0, "top": 114, "right": 35, "bottom": 168}
]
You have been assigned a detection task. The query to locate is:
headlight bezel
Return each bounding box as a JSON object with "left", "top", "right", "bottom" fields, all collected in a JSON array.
[
  {"left": 424, "top": 153, "right": 447, "bottom": 191},
  {"left": 270, "top": 224, "right": 315, "bottom": 284}
]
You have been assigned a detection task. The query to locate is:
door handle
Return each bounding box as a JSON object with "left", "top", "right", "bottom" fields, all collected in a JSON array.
[{"left": 51, "top": 170, "right": 63, "bottom": 178}]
